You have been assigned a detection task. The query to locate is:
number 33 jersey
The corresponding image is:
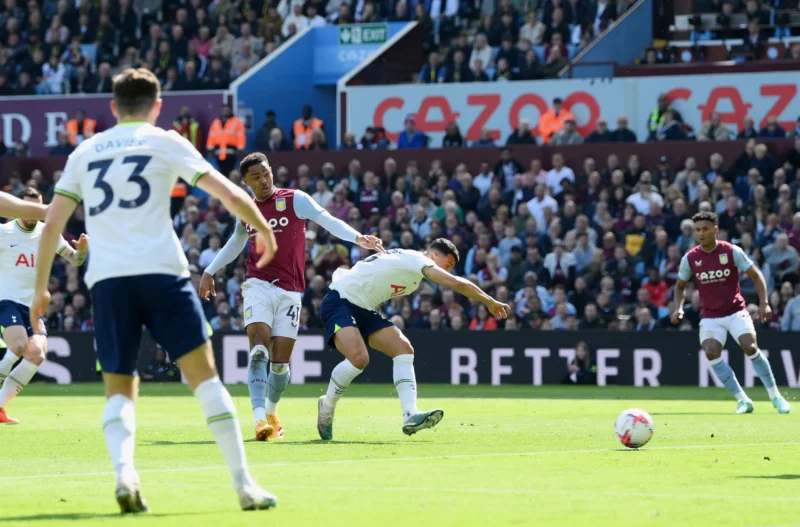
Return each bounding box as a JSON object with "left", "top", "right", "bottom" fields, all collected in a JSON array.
[
  {"left": 330, "top": 249, "right": 436, "bottom": 311},
  {"left": 55, "top": 122, "right": 212, "bottom": 288}
]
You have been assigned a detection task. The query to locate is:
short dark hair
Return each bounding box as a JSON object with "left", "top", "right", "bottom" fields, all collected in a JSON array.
[
  {"left": 112, "top": 68, "right": 160, "bottom": 117},
  {"left": 692, "top": 211, "right": 718, "bottom": 225},
  {"left": 240, "top": 152, "right": 267, "bottom": 175},
  {"left": 20, "top": 187, "right": 41, "bottom": 200},
  {"left": 428, "top": 238, "right": 460, "bottom": 264}
]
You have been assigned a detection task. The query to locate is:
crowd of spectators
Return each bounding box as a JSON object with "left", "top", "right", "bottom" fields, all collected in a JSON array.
[{"left": 11, "top": 130, "right": 800, "bottom": 334}]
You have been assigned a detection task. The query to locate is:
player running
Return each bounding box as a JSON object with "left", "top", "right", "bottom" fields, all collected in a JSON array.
[
  {"left": 31, "top": 68, "right": 279, "bottom": 514},
  {"left": 671, "top": 211, "right": 790, "bottom": 414},
  {"left": 316, "top": 239, "right": 510, "bottom": 439},
  {"left": 0, "top": 187, "right": 89, "bottom": 424},
  {"left": 199, "top": 152, "right": 384, "bottom": 441}
]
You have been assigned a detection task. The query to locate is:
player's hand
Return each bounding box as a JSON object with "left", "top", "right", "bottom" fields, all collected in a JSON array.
[
  {"left": 759, "top": 303, "right": 773, "bottom": 323},
  {"left": 71, "top": 233, "right": 89, "bottom": 254},
  {"left": 488, "top": 299, "right": 511, "bottom": 319},
  {"left": 254, "top": 229, "right": 277, "bottom": 268},
  {"left": 356, "top": 234, "right": 385, "bottom": 253},
  {"left": 199, "top": 272, "right": 216, "bottom": 300},
  {"left": 670, "top": 308, "right": 684, "bottom": 325},
  {"left": 30, "top": 289, "right": 51, "bottom": 334}
]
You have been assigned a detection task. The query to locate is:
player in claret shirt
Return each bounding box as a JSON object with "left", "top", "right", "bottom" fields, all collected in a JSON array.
[
  {"left": 200, "top": 152, "right": 384, "bottom": 441},
  {"left": 671, "top": 212, "right": 790, "bottom": 414}
]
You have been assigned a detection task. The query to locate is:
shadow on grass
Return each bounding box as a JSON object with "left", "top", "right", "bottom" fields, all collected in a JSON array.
[
  {"left": 264, "top": 439, "right": 434, "bottom": 446},
  {"left": 0, "top": 511, "right": 204, "bottom": 522},
  {"left": 650, "top": 412, "right": 724, "bottom": 416},
  {"left": 145, "top": 440, "right": 216, "bottom": 446},
  {"left": 739, "top": 474, "right": 800, "bottom": 480}
]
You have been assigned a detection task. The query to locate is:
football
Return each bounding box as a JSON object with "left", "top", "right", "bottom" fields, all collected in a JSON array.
[{"left": 614, "top": 408, "right": 655, "bottom": 448}]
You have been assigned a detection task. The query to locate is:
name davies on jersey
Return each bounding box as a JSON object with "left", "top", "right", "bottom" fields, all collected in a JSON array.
[{"left": 94, "top": 138, "right": 148, "bottom": 153}]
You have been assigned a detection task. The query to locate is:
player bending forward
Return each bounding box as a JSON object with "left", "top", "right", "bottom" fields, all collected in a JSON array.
[
  {"left": 200, "top": 152, "right": 384, "bottom": 441},
  {"left": 672, "top": 212, "right": 790, "bottom": 414},
  {"left": 317, "top": 239, "right": 510, "bottom": 439},
  {"left": 0, "top": 188, "right": 89, "bottom": 424},
  {"left": 31, "top": 69, "right": 280, "bottom": 514}
]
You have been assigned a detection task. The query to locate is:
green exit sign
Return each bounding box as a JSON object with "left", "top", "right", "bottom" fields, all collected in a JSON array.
[{"left": 338, "top": 23, "right": 388, "bottom": 45}]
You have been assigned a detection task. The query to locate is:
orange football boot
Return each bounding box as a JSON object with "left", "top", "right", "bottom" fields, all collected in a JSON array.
[
  {"left": 255, "top": 420, "right": 274, "bottom": 441},
  {"left": 266, "top": 414, "right": 284, "bottom": 439},
  {"left": 0, "top": 408, "right": 19, "bottom": 424}
]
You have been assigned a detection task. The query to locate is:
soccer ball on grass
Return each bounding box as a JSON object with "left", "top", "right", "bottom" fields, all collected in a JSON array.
[{"left": 614, "top": 408, "right": 654, "bottom": 448}]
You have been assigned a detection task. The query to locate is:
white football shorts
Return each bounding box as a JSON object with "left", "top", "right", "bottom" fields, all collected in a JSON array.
[{"left": 241, "top": 277, "right": 302, "bottom": 339}]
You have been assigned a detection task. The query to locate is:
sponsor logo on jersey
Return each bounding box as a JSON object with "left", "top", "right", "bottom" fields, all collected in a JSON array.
[
  {"left": 15, "top": 253, "right": 35, "bottom": 267},
  {"left": 245, "top": 307, "right": 253, "bottom": 319},
  {"left": 696, "top": 268, "right": 732, "bottom": 283},
  {"left": 719, "top": 254, "right": 729, "bottom": 265},
  {"left": 276, "top": 198, "right": 286, "bottom": 212},
  {"left": 390, "top": 284, "right": 406, "bottom": 297},
  {"left": 694, "top": 260, "right": 702, "bottom": 267}
]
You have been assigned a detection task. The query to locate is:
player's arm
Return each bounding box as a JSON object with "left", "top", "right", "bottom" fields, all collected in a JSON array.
[
  {"left": 196, "top": 171, "right": 277, "bottom": 268},
  {"left": 670, "top": 254, "right": 692, "bottom": 324},
  {"left": 199, "top": 222, "right": 249, "bottom": 300},
  {"left": 0, "top": 191, "right": 48, "bottom": 221},
  {"left": 294, "top": 191, "right": 384, "bottom": 253},
  {"left": 56, "top": 234, "right": 89, "bottom": 266},
  {"left": 423, "top": 266, "right": 510, "bottom": 319},
  {"left": 31, "top": 195, "right": 78, "bottom": 331}
]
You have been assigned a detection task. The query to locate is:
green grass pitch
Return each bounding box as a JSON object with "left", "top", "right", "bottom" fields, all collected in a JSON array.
[{"left": 1, "top": 384, "right": 799, "bottom": 527}]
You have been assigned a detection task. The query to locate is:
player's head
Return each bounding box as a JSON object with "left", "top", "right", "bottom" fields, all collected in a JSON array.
[
  {"left": 692, "top": 211, "right": 718, "bottom": 247},
  {"left": 425, "top": 238, "right": 460, "bottom": 273},
  {"left": 110, "top": 68, "right": 162, "bottom": 124},
  {"left": 240, "top": 152, "right": 274, "bottom": 199},
  {"left": 19, "top": 187, "right": 42, "bottom": 229}
]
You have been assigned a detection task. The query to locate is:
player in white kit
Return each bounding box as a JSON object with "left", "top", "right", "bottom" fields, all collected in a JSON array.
[
  {"left": 0, "top": 187, "right": 89, "bottom": 424},
  {"left": 30, "top": 69, "right": 279, "bottom": 514},
  {"left": 317, "top": 239, "right": 510, "bottom": 439}
]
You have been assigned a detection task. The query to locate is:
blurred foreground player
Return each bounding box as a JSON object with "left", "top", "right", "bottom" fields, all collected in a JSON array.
[
  {"left": 0, "top": 188, "right": 88, "bottom": 424},
  {"left": 31, "top": 68, "right": 280, "bottom": 514},
  {"left": 672, "top": 212, "right": 790, "bottom": 414},
  {"left": 200, "top": 152, "right": 384, "bottom": 441},
  {"left": 317, "top": 239, "right": 511, "bottom": 439}
]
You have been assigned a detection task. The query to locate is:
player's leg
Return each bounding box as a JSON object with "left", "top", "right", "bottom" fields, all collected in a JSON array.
[
  {"left": 369, "top": 325, "right": 444, "bottom": 436},
  {"left": 146, "top": 275, "right": 276, "bottom": 510},
  {"left": 263, "top": 293, "right": 302, "bottom": 439},
  {"left": 701, "top": 318, "right": 751, "bottom": 413},
  {"left": 734, "top": 314, "right": 790, "bottom": 413},
  {"left": 92, "top": 277, "right": 149, "bottom": 514},
  {"left": 245, "top": 322, "right": 274, "bottom": 440},
  {"left": 0, "top": 304, "right": 46, "bottom": 423}
]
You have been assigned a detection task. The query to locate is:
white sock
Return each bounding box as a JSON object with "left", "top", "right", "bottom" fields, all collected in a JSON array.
[
  {"left": 0, "top": 351, "right": 19, "bottom": 378},
  {"left": 0, "top": 359, "right": 38, "bottom": 408},
  {"left": 393, "top": 354, "right": 418, "bottom": 419},
  {"left": 195, "top": 377, "right": 252, "bottom": 489},
  {"left": 102, "top": 394, "right": 138, "bottom": 487},
  {"left": 253, "top": 406, "right": 267, "bottom": 428},
  {"left": 323, "top": 359, "right": 363, "bottom": 412}
]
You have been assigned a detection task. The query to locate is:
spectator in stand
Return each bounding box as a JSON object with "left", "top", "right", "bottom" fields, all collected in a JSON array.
[
  {"left": 470, "top": 127, "right": 496, "bottom": 148},
  {"left": 40, "top": 53, "right": 67, "bottom": 94},
  {"left": 744, "top": 19, "right": 765, "bottom": 58},
  {"left": 444, "top": 50, "right": 472, "bottom": 82},
  {"left": 520, "top": 11, "right": 546, "bottom": 46},
  {"left": 585, "top": 118, "right": 612, "bottom": 143},
  {"left": 546, "top": 153, "right": 576, "bottom": 196},
  {"left": 494, "top": 58, "right": 514, "bottom": 81},
  {"left": 551, "top": 119, "right": 584, "bottom": 145},
  {"left": 172, "top": 106, "right": 201, "bottom": 151},
  {"left": 764, "top": 233, "right": 799, "bottom": 285},
  {"left": 176, "top": 61, "right": 203, "bottom": 91},
  {"left": 647, "top": 93, "right": 683, "bottom": 141},
  {"left": 544, "top": 8, "right": 571, "bottom": 45},
  {"left": 469, "top": 33, "right": 494, "bottom": 71},
  {"left": 653, "top": 109, "right": 685, "bottom": 141},
  {"left": 419, "top": 51, "right": 445, "bottom": 83},
  {"left": 543, "top": 45, "right": 569, "bottom": 78},
  {"left": 397, "top": 114, "right": 428, "bottom": 149},
  {"left": 543, "top": 240, "right": 576, "bottom": 289},
  {"left": 781, "top": 287, "right": 800, "bottom": 331},
  {"left": 627, "top": 174, "right": 665, "bottom": 214},
  {"left": 787, "top": 117, "right": 800, "bottom": 139},
  {"left": 283, "top": 3, "right": 308, "bottom": 37},
  {"left": 49, "top": 133, "right": 75, "bottom": 156},
  {"left": 506, "top": 119, "right": 536, "bottom": 145},
  {"left": 517, "top": 50, "right": 545, "bottom": 80},
  {"left": 610, "top": 116, "right": 637, "bottom": 142},
  {"left": 292, "top": 105, "right": 324, "bottom": 150},
  {"left": 538, "top": 98, "right": 574, "bottom": 144},
  {"left": 359, "top": 127, "right": 390, "bottom": 149},
  {"left": 496, "top": 36, "right": 520, "bottom": 70},
  {"left": 471, "top": 59, "right": 490, "bottom": 82},
  {"left": 738, "top": 115, "right": 759, "bottom": 140},
  {"left": 442, "top": 121, "right": 465, "bottom": 147},
  {"left": 698, "top": 112, "right": 731, "bottom": 141},
  {"left": 759, "top": 116, "right": 787, "bottom": 138},
  {"left": 264, "top": 128, "right": 293, "bottom": 152}
]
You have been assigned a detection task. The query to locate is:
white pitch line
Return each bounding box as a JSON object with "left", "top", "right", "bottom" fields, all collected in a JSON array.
[{"left": 0, "top": 441, "right": 797, "bottom": 483}]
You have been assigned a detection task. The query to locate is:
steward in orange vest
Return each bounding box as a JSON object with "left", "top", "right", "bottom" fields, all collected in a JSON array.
[
  {"left": 65, "top": 109, "right": 97, "bottom": 146},
  {"left": 292, "top": 105, "right": 324, "bottom": 150},
  {"left": 537, "top": 97, "right": 574, "bottom": 144},
  {"left": 207, "top": 104, "right": 246, "bottom": 176}
]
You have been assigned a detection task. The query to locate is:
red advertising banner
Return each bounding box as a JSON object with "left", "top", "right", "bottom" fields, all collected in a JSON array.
[{"left": 0, "top": 91, "right": 225, "bottom": 156}]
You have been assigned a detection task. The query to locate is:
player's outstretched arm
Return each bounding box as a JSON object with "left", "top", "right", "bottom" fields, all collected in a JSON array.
[
  {"left": 0, "top": 191, "right": 48, "bottom": 221},
  {"left": 423, "top": 266, "right": 510, "bottom": 319},
  {"left": 195, "top": 171, "right": 277, "bottom": 268},
  {"left": 294, "top": 191, "right": 384, "bottom": 253},
  {"left": 58, "top": 233, "right": 89, "bottom": 266},
  {"left": 745, "top": 266, "right": 772, "bottom": 322},
  {"left": 199, "top": 223, "right": 249, "bottom": 300},
  {"left": 31, "top": 195, "right": 78, "bottom": 331},
  {"left": 670, "top": 279, "right": 689, "bottom": 324}
]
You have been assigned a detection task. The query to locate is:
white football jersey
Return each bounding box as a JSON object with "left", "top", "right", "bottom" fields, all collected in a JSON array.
[
  {"left": 330, "top": 249, "right": 436, "bottom": 311},
  {"left": 0, "top": 221, "right": 69, "bottom": 306},
  {"left": 54, "top": 123, "right": 214, "bottom": 288}
]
